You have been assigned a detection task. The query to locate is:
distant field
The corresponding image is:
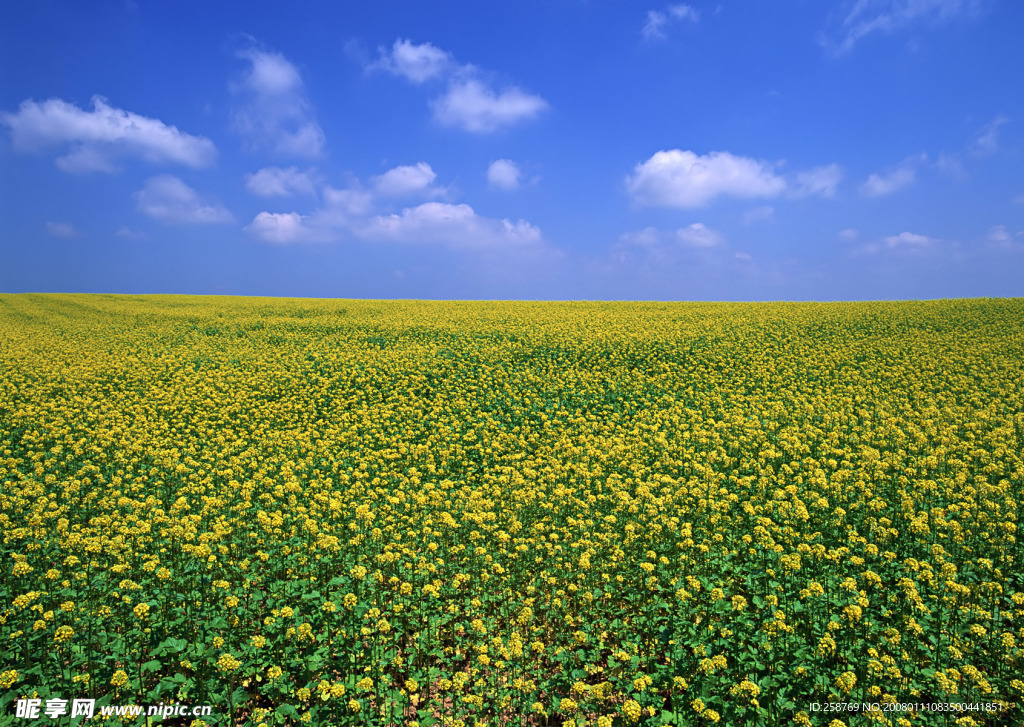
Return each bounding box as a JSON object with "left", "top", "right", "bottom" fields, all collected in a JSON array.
[{"left": 1, "top": 294, "right": 1022, "bottom": 726}]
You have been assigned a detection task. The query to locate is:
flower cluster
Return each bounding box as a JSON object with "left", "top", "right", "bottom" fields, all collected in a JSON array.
[{"left": 1, "top": 295, "right": 1022, "bottom": 725}]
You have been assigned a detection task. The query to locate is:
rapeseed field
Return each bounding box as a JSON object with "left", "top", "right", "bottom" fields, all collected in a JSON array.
[{"left": 1, "top": 294, "right": 1022, "bottom": 726}]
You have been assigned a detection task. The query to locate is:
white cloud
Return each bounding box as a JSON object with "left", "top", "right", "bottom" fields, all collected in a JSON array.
[
  {"left": 793, "top": 164, "right": 843, "bottom": 198},
  {"left": 971, "top": 115, "right": 1009, "bottom": 156},
  {"left": 322, "top": 186, "right": 375, "bottom": 218},
  {"left": 675, "top": 222, "right": 723, "bottom": 247},
  {"left": 626, "top": 150, "right": 787, "bottom": 208},
  {"left": 368, "top": 38, "right": 548, "bottom": 134},
  {"left": 46, "top": 221, "right": 80, "bottom": 238},
  {"left": 855, "top": 230, "right": 941, "bottom": 255},
  {"left": 369, "top": 39, "right": 454, "bottom": 83},
  {"left": 743, "top": 205, "right": 775, "bottom": 225},
  {"left": 0, "top": 96, "right": 216, "bottom": 173},
  {"left": 115, "top": 226, "right": 147, "bottom": 240},
  {"left": 883, "top": 231, "right": 934, "bottom": 248},
  {"left": 487, "top": 159, "right": 522, "bottom": 191},
  {"left": 861, "top": 156, "right": 924, "bottom": 196},
  {"left": 134, "top": 175, "right": 233, "bottom": 224},
  {"left": 244, "top": 212, "right": 321, "bottom": 244},
  {"left": 371, "top": 162, "right": 444, "bottom": 198},
  {"left": 618, "top": 226, "right": 663, "bottom": 247},
  {"left": 233, "top": 47, "right": 325, "bottom": 158},
  {"left": 1014, "top": 194, "right": 1024, "bottom": 206},
  {"left": 823, "top": 0, "right": 985, "bottom": 54},
  {"left": 620, "top": 222, "right": 723, "bottom": 248},
  {"left": 245, "top": 163, "right": 544, "bottom": 249},
  {"left": 433, "top": 79, "right": 548, "bottom": 133},
  {"left": 839, "top": 228, "right": 859, "bottom": 240},
  {"left": 643, "top": 4, "right": 700, "bottom": 40},
  {"left": 245, "top": 166, "right": 317, "bottom": 197},
  {"left": 934, "top": 151, "right": 968, "bottom": 180},
  {"left": 359, "top": 202, "right": 542, "bottom": 248},
  {"left": 987, "top": 225, "right": 1011, "bottom": 242}
]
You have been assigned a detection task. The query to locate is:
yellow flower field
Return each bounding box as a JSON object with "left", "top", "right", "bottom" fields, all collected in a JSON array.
[{"left": 1, "top": 294, "right": 1022, "bottom": 726}]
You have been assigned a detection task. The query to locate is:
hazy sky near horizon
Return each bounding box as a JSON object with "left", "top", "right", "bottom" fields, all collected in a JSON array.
[{"left": 2, "top": 0, "right": 1022, "bottom": 300}]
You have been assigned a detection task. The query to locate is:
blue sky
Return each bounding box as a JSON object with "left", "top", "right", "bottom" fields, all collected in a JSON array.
[{"left": 1, "top": 0, "right": 1022, "bottom": 300}]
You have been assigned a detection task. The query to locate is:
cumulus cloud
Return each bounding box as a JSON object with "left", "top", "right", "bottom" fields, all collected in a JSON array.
[
  {"left": 369, "top": 39, "right": 454, "bottom": 83},
  {"left": 0, "top": 96, "right": 216, "bottom": 173},
  {"left": 371, "top": 162, "right": 444, "bottom": 198},
  {"left": 245, "top": 166, "right": 317, "bottom": 196},
  {"left": 861, "top": 156, "right": 924, "bottom": 196},
  {"left": 793, "top": 164, "right": 843, "bottom": 198},
  {"left": 232, "top": 47, "right": 325, "bottom": 157},
  {"left": 487, "top": 159, "right": 522, "bottom": 190},
  {"left": 822, "top": 0, "right": 985, "bottom": 54},
  {"left": 245, "top": 165, "right": 543, "bottom": 249},
  {"left": 367, "top": 39, "right": 548, "bottom": 134},
  {"left": 244, "top": 212, "right": 322, "bottom": 244},
  {"left": 359, "top": 202, "right": 541, "bottom": 248},
  {"left": 643, "top": 4, "right": 700, "bottom": 40},
  {"left": 839, "top": 228, "right": 859, "bottom": 240},
  {"left": 433, "top": 79, "right": 548, "bottom": 133},
  {"left": 626, "top": 150, "right": 787, "bottom": 208},
  {"left": 134, "top": 175, "right": 233, "bottom": 224},
  {"left": 46, "top": 221, "right": 81, "bottom": 238}
]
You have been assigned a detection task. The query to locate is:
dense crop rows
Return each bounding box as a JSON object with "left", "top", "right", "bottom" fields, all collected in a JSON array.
[{"left": 1, "top": 294, "right": 1023, "bottom": 726}]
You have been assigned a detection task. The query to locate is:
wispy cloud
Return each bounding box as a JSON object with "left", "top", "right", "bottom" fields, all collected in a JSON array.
[
  {"left": 134, "top": 175, "right": 234, "bottom": 224},
  {"left": 115, "top": 226, "right": 147, "bottom": 240},
  {"left": 861, "top": 154, "right": 925, "bottom": 196},
  {"left": 46, "top": 221, "right": 81, "bottom": 238},
  {"left": 244, "top": 166, "right": 318, "bottom": 196},
  {"left": 743, "top": 206, "right": 776, "bottom": 225},
  {"left": 792, "top": 164, "right": 843, "bottom": 198},
  {"left": 642, "top": 4, "right": 699, "bottom": 41},
  {"left": 884, "top": 231, "right": 934, "bottom": 248},
  {"left": 971, "top": 115, "right": 1009, "bottom": 156},
  {"left": 822, "top": 0, "right": 986, "bottom": 54},
  {"left": 359, "top": 202, "right": 541, "bottom": 248},
  {"left": 855, "top": 230, "right": 940, "bottom": 255},
  {"left": 620, "top": 222, "right": 724, "bottom": 249},
  {"left": 986, "top": 224, "right": 1010, "bottom": 243},
  {"left": 232, "top": 46, "right": 325, "bottom": 157},
  {"left": 0, "top": 96, "right": 216, "bottom": 173}
]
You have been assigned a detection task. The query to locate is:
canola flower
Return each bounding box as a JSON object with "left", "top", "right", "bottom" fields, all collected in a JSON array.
[{"left": 0, "top": 294, "right": 1023, "bottom": 725}]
